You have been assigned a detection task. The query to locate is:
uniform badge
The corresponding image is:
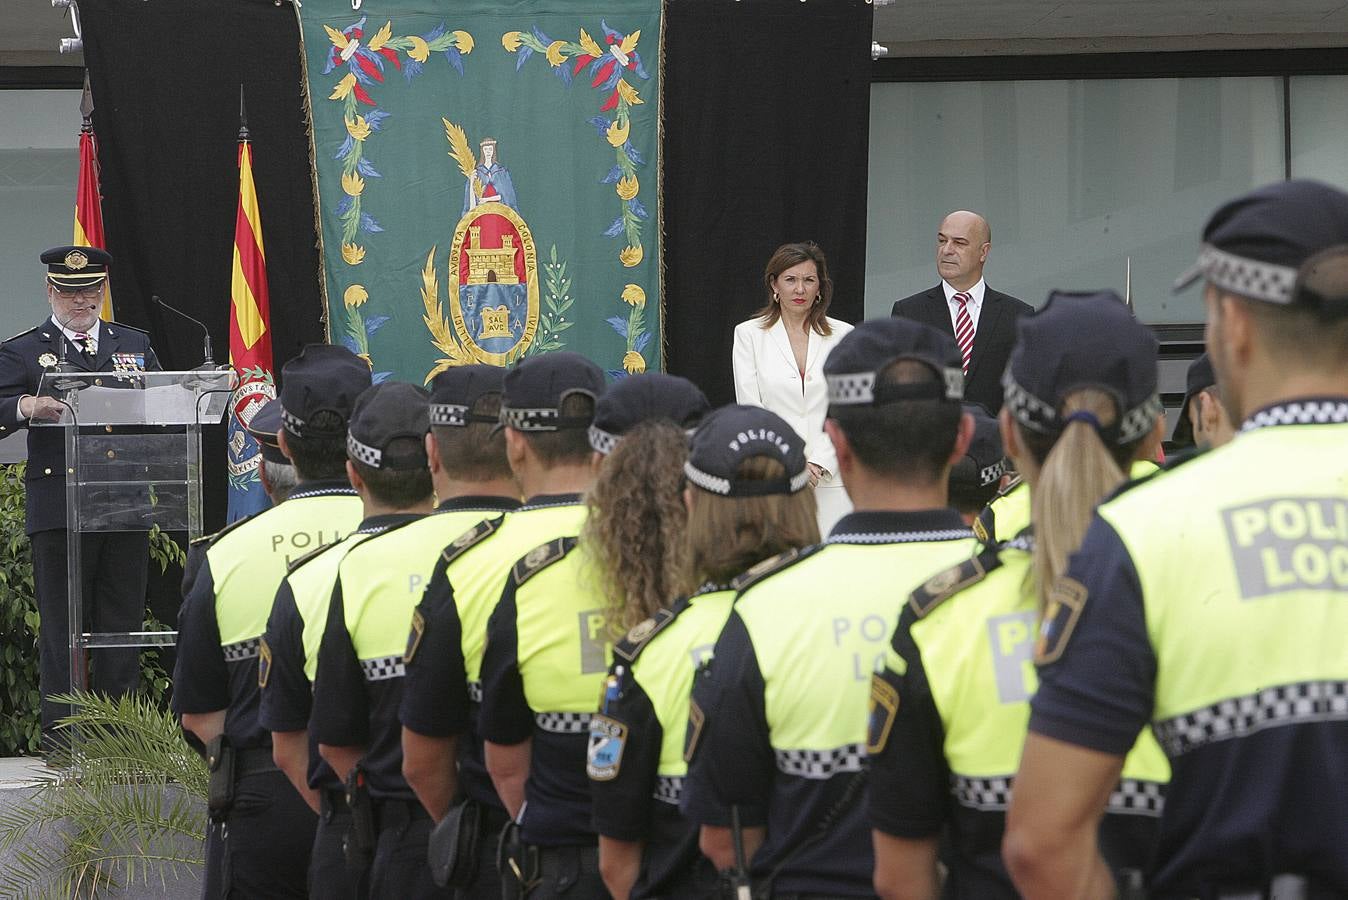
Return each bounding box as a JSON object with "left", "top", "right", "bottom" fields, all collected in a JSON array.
[
  {"left": 972, "top": 517, "right": 990, "bottom": 543},
  {"left": 64, "top": 249, "right": 89, "bottom": 270},
  {"left": 524, "top": 544, "right": 551, "bottom": 569},
  {"left": 867, "top": 674, "right": 900, "bottom": 754},
  {"left": 586, "top": 714, "right": 627, "bottom": 781},
  {"left": 405, "top": 610, "right": 426, "bottom": 664},
  {"left": 257, "top": 639, "right": 273, "bottom": 688},
  {"left": 1035, "top": 576, "right": 1088, "bottom": 665},
  {"left": 683, "top": 699, "right": 706, "bottom": 763},
  {"left": 38, "top": 352, "right": 57, "bottom": 369},
  {"left": 922, "top": 567, "right": 961, "bottom": 597}
]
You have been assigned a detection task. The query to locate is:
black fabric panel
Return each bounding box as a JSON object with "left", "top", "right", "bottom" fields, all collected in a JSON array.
[
  {"left": 79, "top": 0, "right": 325, "bottom": 529},
  {"left": 662, "top": 0, "right": 873, "bottom": 404}
]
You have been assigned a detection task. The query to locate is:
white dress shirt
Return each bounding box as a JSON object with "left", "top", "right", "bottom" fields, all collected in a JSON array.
[
  {"left": 51, "top": 315, "right": 101, "bottom": 355},
  {"left": 942, "top": 278, "right": 985, "bottom": 335}
]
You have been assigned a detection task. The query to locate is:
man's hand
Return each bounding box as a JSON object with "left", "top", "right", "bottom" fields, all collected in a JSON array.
[{"left": 20, "top": 395, "right": 64, "bottom": 422}]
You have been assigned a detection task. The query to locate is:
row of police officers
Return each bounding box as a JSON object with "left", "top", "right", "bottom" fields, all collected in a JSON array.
[{"left": 168, "top": 178, "right": 1348, "bottom": 899}]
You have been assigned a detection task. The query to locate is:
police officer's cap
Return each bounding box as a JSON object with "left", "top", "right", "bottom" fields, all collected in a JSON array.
[
  {"left": 347, "top": 382, "right": 430, "bottom": 470},
  {"left": 429, "top": 365, "right": 505, "bottom": 427},
  {"left": 500, "top": 351, "right": 605, "bottom": 432},
  {"left": 588, "top": 373, "right": 710, "bottom": 455},
  {"left": 244, "top": 399, "right": 288, "bottom": 465},
  {"left": 1173, "top": 179, "right": 1348, "bottom": 317},
  {"left": 684, "top": 404, "right": 810, "bottom": 497},
  {"left": 1171, "top": 353, "right": 1216, "bottom": 448},
  {"left": 42, "top": 245, "right": 111, "bottom": 291},
  {"left": 824, "top": 318, "right": 963, "bottom": 409},
  {"left": 279, "top": 344, "right": 372, "bottom": 438},
  {"left": 1003, "top": 290, "right": 1161, "bottom": 446},
  {"left": 952, "top": 402, "right": 1006, "bottom": 489}
]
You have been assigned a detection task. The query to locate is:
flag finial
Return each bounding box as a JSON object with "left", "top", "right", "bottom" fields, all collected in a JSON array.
[
  {"left": 238, "top": 85, "right": 250, "bottom": 142},
  {"left": 80, "top": 70, "right": 93, "bottom": 132}
]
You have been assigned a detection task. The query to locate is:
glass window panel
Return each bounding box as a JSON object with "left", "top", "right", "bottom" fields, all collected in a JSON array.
[
  {"left": 1289, "top": 75, "right": 1348, "bottom": 186},
  {"left": 865, "top": 77, "right": 1285, "bottom": 324}
]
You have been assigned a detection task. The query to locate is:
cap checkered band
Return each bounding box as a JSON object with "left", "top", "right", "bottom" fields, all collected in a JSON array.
[
  {"left": 347, "top": 434, "right": 382, "bottom": 467},
  {"left": 536, "top": 711, "right": 591, "bottom": 734},
  {"left": 952, "top": 774, "right": 1012, "bottom": 811},
  {"left": 654, "top": 775, "right": 684, "bottom": 806},
  {"left": 774, "top": 743, "right": 865, "bottom": 779},
  {"left": 1196, "top": 243, "right": 1298, "bottom": 305},
  {"left": 979, "top": 459, "right": 1007, "bottom": 487},
  {"left": 430, "top": 403, "right": 468, "bottom": 427},
  {"left": 467, "top": 680, "right": 483, "bottom": 703},
  {"left": 588, "top": 425, "right": 620, "bottom": 455},
  {"left": 828, "top": 528, "right": 973, "bottom": 546},
  {"left": 1107, "top": 779, "right": 1165, "bottom": 817},
  {"left": 222, "top": 637, "right": 261, "bottom": 663},
  {"left": 1154, "top": 679, "right": 1348, "bottom": 757},
  {"left": 360, "top": 655, "right": 405, "bottom": 681},
  {"left": 683, "top": 461, "right": 811, "bottom": 496},
  {"left": 281, "top": 408, "right": 306, "bottom": 436},
  {"left": 1117, "top": 394, "right": 1165, "bottom": 444},
  {"left": 1003, "top": 372, "right": 1161, "bottom": 446},
  {"left": 827, "top": 368, "right": 964, "bottom": 405},
  {"left": 1242, "top": 400, "right": 1348, "bottom": 433}
]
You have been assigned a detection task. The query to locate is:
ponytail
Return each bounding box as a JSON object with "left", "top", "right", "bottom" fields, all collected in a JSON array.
[{"left": 1027, "top": 389, "right": 1137, "bottom": 614}]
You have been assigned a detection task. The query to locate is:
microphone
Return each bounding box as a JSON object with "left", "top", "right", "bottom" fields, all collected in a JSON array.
[
  {"left": 154, "top": 294, "right": 214, "bottom": 366},
  {"left": 50, "top": 308, "right": 89, "bottom": 392}
]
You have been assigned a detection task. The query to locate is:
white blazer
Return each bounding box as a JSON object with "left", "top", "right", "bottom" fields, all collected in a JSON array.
[{"left": 731, "top": 315, "right": 853, "bottom": 484}]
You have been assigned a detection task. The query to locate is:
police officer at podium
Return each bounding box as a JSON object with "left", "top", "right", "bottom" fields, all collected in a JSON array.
[{"left": 0, "top": 245, "right": 159, "bottom": 749}]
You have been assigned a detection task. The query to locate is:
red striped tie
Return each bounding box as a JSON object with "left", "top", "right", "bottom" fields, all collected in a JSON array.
[{"left": 953, "top": 292, "right": 974, "bottom": 375}]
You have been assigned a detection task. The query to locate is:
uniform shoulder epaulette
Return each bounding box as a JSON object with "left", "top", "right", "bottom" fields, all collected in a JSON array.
[
  {"left": 907, "top": 544, "right": 1004, "bottom": 619},
  {"left": 730, "top": 544, "right": 822, "bottom": 593},
  {"left": 613, "top": 606, "right": 678, "bottom": 663},
  {"left": 192, "top": 512, "right": 256, "bottom": 548},
  {"left": 286, "top": 541, "right": 334, "bottom": 574},
  {"left": 107, "top": 320, "right": 150, "bottom": 335},
  {"left": 441, "top": 515, "right": 505, "bottom": 566},
  {"left": 1101, "top": 465, "right": 1169, "bottom": 505},
  {"left": 2, "top": 326, "right": 38, "bottom": 344},
  {"left": 512, "top": 535, "right": 577, "bottom": 586}
]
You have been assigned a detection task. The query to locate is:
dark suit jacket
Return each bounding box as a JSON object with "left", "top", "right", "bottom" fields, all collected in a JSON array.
[
  {"left": 890, "top": 286, "right": 1034, "bottom": 414},
  {"left": 0, "top": 319, "right": 160, "bottom": 533}
]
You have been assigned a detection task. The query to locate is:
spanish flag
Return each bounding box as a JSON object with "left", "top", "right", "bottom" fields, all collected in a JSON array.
[
  {"left": 226, "top": 106, "right": 277, "bottom": 522},
  {"left": 73, "top": 114, "right": 113, "bottom": 322}
]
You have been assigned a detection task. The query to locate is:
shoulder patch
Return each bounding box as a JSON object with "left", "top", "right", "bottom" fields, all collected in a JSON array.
[
  {"left": 441, "top": 515, "right": 504, "bottom": 566},
  {"left": 257, "top": 639, "right": 273, "bottom": 688},
  {"left": 405, "top": 609, "right": 426, "bottom": 664},
  {"left": 730, "top": 545, "right": 822, "bottom": 592},
  {"left": 286, "top": 540, "right": 334, "bottom": 574},
  {"left": 867, "top": 673, "right": 900, "bottom": 754},
  {"left": 512, "top": 536, "right": 577, "bottom": 586},
  {"left": 613, "top": 607, "right": 676, "bottom": 663},
  {"left": 196, "top": 512, "right": 256, "bottom": 549},
  {"left": 972, "top": 515, "right": 991, "bottom": 544},
  {"left": 586, "top": 714, "right": 627, "bottom": 781},
  {"left": 907, "top": 546, "right": 1003, "bottom": 619},
  {"left": 1035, "top": 576, "right": 1088, "bottom": 665},
  {"left": 683, "top": 698, "right": 706, "bottom": 763}
]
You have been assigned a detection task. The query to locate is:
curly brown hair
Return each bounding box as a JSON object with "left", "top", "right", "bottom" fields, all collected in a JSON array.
[{"left": 582, "top": 420, "right": 691, "bottom": 638}]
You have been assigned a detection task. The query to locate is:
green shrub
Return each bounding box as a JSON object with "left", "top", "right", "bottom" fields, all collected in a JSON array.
[{"left": 0, "top": 463, "right": 180, "bottom": 757}]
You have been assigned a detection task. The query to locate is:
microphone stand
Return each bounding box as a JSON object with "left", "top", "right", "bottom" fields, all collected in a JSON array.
[{"left": 153, "top": 294, "right": 216, "bottom": 368}]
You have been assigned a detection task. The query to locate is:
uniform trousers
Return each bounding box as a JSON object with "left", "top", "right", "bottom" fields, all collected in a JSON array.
[
  {"left": 454, "top": 804, "right": 510, "bottom": 900},
  {"left": 31, "top": 529, "right": 147, "bottom": 734},
  {"left": 203, "top": 766, "right": 317, "bottom": 898},
  {"left": 314, "top": 787, "right": 364, "bottom": 899},
  {"left": 369, "top": 799, "right": 451, "bottom": 899}
]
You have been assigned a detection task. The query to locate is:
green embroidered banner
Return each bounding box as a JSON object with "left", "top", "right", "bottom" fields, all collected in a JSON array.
[{"left": 299, "top": 0, "right": 661, "bottom": 383}]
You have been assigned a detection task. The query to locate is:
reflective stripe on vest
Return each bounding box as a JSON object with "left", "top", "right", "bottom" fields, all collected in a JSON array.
[{"left": 209, "top": 493, "right": 363, "bottom": 647}]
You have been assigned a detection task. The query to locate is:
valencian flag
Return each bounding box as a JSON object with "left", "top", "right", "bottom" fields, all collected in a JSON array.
[
  {"left": 296, "top": 0, "right": 662, "bottom": 385},
  {"left": 226, "top": 101, "right": 276, "bottom": 521},
  {"left": 73, "top": 82, "right": 113, "bottom": 322}
]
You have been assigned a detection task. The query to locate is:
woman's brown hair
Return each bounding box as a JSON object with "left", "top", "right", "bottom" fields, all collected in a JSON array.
[
  {"left": 685, "top": 455, "right": 820, "bottom": 587},
  {"left": 584, "top": 421, "right": 692, "bottom": 638},
  {"left": 756, "top": 242, "right": 835, "bottom": 336},
  {"left": 1019, "top": 389, "right": 1148, "bottom": 613}
]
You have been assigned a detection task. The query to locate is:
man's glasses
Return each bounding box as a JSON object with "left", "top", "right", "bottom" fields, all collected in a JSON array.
[{"left": 53, "top": 287, "right": 104, "bottom": 301}]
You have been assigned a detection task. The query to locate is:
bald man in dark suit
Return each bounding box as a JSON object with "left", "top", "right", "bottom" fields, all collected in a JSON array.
[{"left": 891, "top": 211, "right": 1033, "bottom": 413}]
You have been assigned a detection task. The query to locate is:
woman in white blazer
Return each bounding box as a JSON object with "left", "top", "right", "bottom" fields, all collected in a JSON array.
[{"left": 732, "top": 242, "right": 854, "bottom": 535}]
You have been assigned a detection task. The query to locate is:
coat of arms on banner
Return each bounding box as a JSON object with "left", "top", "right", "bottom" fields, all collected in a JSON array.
[{"left": 299, "top": 1, "right": 662, "bottom": 384}]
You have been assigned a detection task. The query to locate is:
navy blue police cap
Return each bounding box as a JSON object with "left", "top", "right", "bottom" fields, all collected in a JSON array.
[
  {"left": 279, "top": 344, "right": 373, "bottom": 438},
  {"left": 244, "top": 398, "right": 288, "bottom": 465},
  {"left": 42, "top": 245, "right": 111, "bottom": 291},
  {"left": 1174, "top": 179, "right": 1348, "bottom": 317},
  {"left": 1003, "top": 290, "right": 1161, "bottom": 446},
  {"left": 1171, "top": 353, "right": 1216, "bottom": 448},
  {"left": 684, "top": 404, "right": 810, "bottom": 497},
  {"left": 347, "top": 382, "right": 430, "bottom": 470},
  {"left": 588, "top": 373, "right": 710, "bottom": 455},
  {"left": 429, "top": 364, "right": 505, "bottom": 427},
  {"left": 952, "top": 402, "right": 1007, "bottom": 489},
  {"left": 500, "top": 351, "right": 605, "bottom": 432},
  {"left": 824, "top": 318, "right": 964, "bottom": 409}
]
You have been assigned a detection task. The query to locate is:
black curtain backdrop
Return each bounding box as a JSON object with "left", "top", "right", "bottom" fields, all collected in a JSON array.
[
  {"left": 80, "top": 0, "right": 326, "bottom": 534},
  {"left": 662, "top": 0, "right": 874, "bottom": 404}
]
